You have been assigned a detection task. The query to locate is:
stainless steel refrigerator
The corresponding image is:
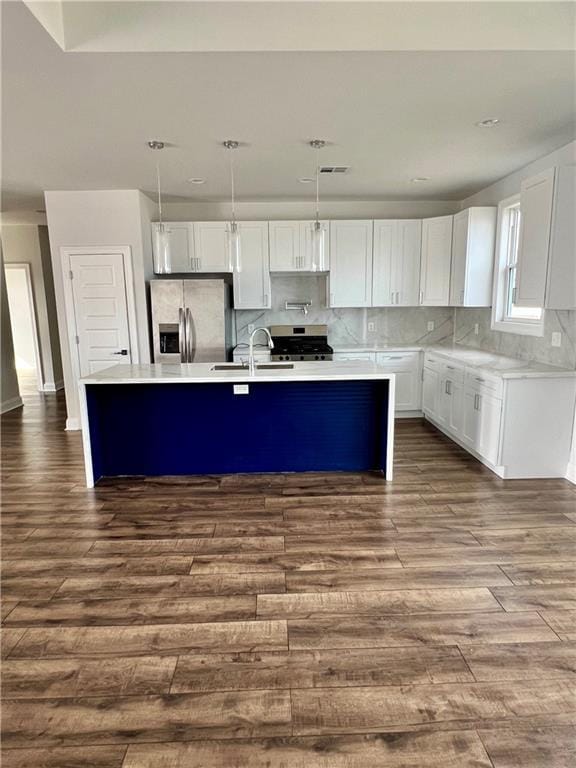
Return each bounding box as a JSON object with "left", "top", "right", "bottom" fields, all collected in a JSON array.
[{"left": 150, "top": 279, "right": 234, "bottom": 363}]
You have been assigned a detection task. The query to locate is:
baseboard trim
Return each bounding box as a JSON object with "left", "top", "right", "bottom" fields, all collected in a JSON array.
[
  {"left": 1, "top": 396, "right": 24, "bottom": 414},
  {"left": 395, "top": 410, "right": 423, "bottom": 419},
  {"left": 42, "top": 380, "right": 65, "bottom": 393},
  {"left": 65, "top": 417, "right": 81, "bottom": 431}
]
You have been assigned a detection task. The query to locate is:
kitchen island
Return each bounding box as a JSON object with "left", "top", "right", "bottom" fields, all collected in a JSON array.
[{"left": 79, "top": 362, "right": 395, "bottom": 487}]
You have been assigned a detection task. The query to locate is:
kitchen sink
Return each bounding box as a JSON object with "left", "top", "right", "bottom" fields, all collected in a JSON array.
[
  {"left": 211, "top": 364, "right": 248, "bottom": 371},
  {"left": 256, "top": 363, "right": 294, "bottom": 369}
]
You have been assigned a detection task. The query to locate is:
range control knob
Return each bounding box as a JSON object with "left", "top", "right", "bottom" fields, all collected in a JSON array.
[
  {"left": 300, "top": 355, "right": 304, "bottom": 360},
  {"left": 320, "top": 355, "right": 325, "bottom": 360}
]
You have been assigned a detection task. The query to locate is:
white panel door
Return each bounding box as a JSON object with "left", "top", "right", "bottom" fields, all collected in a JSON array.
[
  {"left": 395, "top": 219, "right": 422, "bottom": 306},
  {"left": 69, "top": 253, "right": 132, "bottom": 376},
  {"left": 233, "top": 222, "right": 271, "bottom": 309},
  {"left": 194, "top": 222, "right": 231, "bottom": 272},
  {"left": 328, "top": 220, "right": 373, "bottom": 307},
  {"left": 516, "top": 168, "right": 555, "bottom": 308},
  {"left": 269, "top": 221, "right": 302, "bottom": 271},
  {"left": 372, "top": 220, "right": 395, "bottom": 306},
  {"left": 420, "top": 215, "right": 453, "bottom": 305}
]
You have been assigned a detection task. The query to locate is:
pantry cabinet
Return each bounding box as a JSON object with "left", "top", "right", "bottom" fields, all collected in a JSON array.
[
  {"left": 420, "top": 215, "right": 453, "bottom": 305},
  {"left": 269, "top": 221, "right": 330, "bottom": 272},
  {"left": 232, "top": 222, "right": 271, "bottom": 309},
  {"left": 449, "top": 207, "right": 497, "bottom": 307},
  {"left": 328, "top": 220, "right": 373, "bottom": 308},
  {"left": 372, "top": 220, "right": 422, "bottom": 306}
]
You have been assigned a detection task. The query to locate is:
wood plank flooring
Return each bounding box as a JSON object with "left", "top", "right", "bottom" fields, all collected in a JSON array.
[{"left": 1, "top": 375, "right": 575, "bottom": 767}]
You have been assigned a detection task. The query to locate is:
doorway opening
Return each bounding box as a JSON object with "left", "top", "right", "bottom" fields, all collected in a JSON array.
[{"left": 4, "top": 262, "right": 44, "bottom": 394}]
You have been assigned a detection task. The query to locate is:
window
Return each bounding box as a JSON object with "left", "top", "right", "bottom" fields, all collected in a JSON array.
[{"left": 491, "top": 194, "right": 544, "bottom": 336}]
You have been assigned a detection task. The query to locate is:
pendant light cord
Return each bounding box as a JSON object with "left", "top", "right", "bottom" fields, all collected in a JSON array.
[
  {"left": 156, "top": 159, "right": 163, "bottom": 226},
  {"left": 315, "top": 145, "right": 320, "bottom": 226},
  {"left": 229, "top": 152, "right": 236, "bottom": 226}
]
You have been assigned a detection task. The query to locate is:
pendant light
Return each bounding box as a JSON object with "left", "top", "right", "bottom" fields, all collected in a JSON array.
[
  {"left": 223, "top": 140, "right": 241, "bottom": 273},
  {"left": 310, "top": 139, "right": 326, "bottom": 272},
  {"left": 148, "top": 140, "right": 171, "bottom": 274}
]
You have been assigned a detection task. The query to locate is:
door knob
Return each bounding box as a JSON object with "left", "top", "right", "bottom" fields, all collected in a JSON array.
[{"left": 112, "top": 350, "right": 128, "bottom": 356}]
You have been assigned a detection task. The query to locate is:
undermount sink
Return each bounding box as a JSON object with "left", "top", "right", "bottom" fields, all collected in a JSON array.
[{"left": 211, "top": 363, "right": 294, "bottom": 371}]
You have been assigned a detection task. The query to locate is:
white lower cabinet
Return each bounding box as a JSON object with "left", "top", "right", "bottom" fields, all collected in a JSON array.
[{"left": 423, "top": 351, "right": 575, "bottom": 478}]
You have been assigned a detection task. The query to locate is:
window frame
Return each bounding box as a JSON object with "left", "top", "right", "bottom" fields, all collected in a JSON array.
[{"left": 491, "top": 193, "right": 545, "bottom": 337}]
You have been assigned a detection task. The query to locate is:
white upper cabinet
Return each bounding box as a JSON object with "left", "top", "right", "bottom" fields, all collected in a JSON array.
[
  {"left": 373, "top": 219, "right": 421, "bottom": 306},
  {"left": 233, "top": 222, "right": 271, "bottom": 310},
  {"left": 449, "top": 207, "right": 497, "bottom": 307},
  {"left": 328, "top": 220, "right": 373, "bottom": 308},
  {"left": 546, "top": 165, "right": 576, "bottom": 310},
  {"left": 516, "top": 168, "right": 556, "bottom": 308},
  {"left": 193, "top": 222, "right": 232, "bottom": 273},
  {"left": 269, "top": 221, "right": 330, "bottom": 272},
  {"left": 151, "top": 222, "right": 194, "bottom": 274},
  {"left": 420, "top": 215, "right": 453, "bottom": 306}
]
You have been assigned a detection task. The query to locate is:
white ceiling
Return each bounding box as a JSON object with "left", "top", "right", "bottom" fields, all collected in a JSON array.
[{"left": 2, "top": 1, "right": 575, "bottom": 211}]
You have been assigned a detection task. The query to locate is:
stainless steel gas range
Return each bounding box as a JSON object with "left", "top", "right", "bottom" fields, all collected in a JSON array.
[{"left": 270, "top": 325, "right": 333, "bottom": 361}]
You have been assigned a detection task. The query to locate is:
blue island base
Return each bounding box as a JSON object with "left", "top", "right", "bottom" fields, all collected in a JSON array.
[{"left": 86, "top": 380, "right": 390, "bottom": 483}]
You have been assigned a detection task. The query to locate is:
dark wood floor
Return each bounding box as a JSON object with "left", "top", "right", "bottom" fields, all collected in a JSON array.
[{"left": 1, "top": 373, "right": 575, "bottom": 767}]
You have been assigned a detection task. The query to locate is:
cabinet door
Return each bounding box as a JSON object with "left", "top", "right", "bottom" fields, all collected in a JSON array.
[
  {"left": 152, "top": 222, "right": 194, "bottom": 274},
  {"left": 269, "top": 221, "right": 301, "bottom": 271},
  {"left": 375, "top": 352, "right": 421, "bottom": 411},
  {"left": 546, "top": 165, "right": 576, "bottom": 310},
  {"left": 477, "top": 392, "right": 502, "bottom": 465},
  {"left": 449, "top": 210, "right": 468, "bottom": 306},
  {"left": 328, "top": 221, "right": 373, "bottom": 307},
  {"left": 420, "top": 216, "right": 453, "bottom": 305},
  {"left": 395, "top": 220, "right": 422, "bottom": 306},
  {"left": 194, "top": 222, "right": 231, "bottom": 273},
  {"left": 301, "top": 221, "right": 330, "bottom": 271},
  {"left": 516, "top": 168, "right": 555, "bottom": 308},
  {"left": 448, "top": 379, "right": 464, "bottom": 436},
  {"left": 372, "top": 221, "right": 395, "bottom": 306},
  {"left": 462, "top": 388, "right": 480, "bottom": 449},
  {"left": 233, "top": 222, "right": 271, "bottom": 309},
  {"left": 422, "top": 367, "right": 439, "bottom": 418}
]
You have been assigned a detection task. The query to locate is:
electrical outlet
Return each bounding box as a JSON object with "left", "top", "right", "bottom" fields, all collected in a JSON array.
[
  {"left": 367, "top": 322, "right": 375, "bottom": 332},
  {"left": 248, "top": 324, "right": 255, "bottom": 334},
  {"left": 427, "top": 321, "right": 435, "bottom": 332},
  {"left": 474, "top": 323, "right": 480, "bottom": 335},
  {"left": 551, "top": 331, "right": 562, "bottom": 348}
]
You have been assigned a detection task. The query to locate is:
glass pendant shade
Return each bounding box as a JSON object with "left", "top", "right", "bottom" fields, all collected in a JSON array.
[
  {"left": 228, "top": 221, "right": 242, "bottom": 273},
  {"left": 311, "top": 221, "right": 326, "bottom": 272},
  {"left": 154, "top": 223, "right": 172, "bottom": 274}
]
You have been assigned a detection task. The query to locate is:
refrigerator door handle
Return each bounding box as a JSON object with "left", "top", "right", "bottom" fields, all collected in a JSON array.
[
  {"left": 178, "top": 308, "right": 186, "bottom": 363},
  {"left": 185, "top": 308, "right": 194, "bottom": 362}
]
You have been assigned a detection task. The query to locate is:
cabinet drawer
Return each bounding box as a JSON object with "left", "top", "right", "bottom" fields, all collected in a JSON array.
[
  {"left": 423, "top": 353, "right": 443, "bottom": 373},
  {"left": 376, "top": 351, "right": 420, "bottom": 369},
  {"left": 441, "top": 361, "right": 465, "bottom": 384},
  {"left": 465, "top": 370, "right": 503, "bottom": 399},
  {"left": 333, "top": 352, "right": 376, "bottom": 362}
]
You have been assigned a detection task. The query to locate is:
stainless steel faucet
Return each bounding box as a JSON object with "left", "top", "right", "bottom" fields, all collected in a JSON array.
[{"left": 248, "top": 327, "right": 274, "bottom": 374}]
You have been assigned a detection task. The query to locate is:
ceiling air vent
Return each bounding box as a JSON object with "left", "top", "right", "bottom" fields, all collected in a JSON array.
[{"left": 320, "top": 166, "right": 349, "bottom": 174}]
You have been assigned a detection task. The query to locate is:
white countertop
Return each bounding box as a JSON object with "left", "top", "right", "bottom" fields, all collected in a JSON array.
[
  {"left": 80, "top": 361, "right": 396, "bottom": 385},
  {"left": 330, "top": 343, "right": 575, "bottom": 379}
]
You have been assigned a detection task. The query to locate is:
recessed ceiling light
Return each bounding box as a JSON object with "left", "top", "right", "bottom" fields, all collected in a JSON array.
[
  {"left": 187, "top": 178, "right": 206, "bottom": 185},
  {"left": 475, "top": 118, "right": 500, "bottom": 128},
  {"left": 411, "top": 177, "right": 430, "bottom": 183},
  {"left": 299, "top": 177, "right": 315, "bottom": 184}
]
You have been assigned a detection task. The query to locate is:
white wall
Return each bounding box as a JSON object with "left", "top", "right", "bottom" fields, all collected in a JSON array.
[
  {"left": 5, "top": 267, "right": 37, "bottom": 370},
  {"left": 161, "top": 199, "right": 458, "bottom": 222},
  {"left": 0, "top": 250, "right": 22, "bottom": 413},
  {"left": 44, "top": 190, "right": 156, "bottom": 428},
  {"left": 0, "top": 224, "right": 63, "bottom": 390}
]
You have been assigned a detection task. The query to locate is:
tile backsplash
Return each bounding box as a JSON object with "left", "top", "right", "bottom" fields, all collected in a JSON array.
[
  {"left": 235, "top": 276, "right": 576, "bottom": 369},
  {"left": 453, "top": 308, "right": 576, "bottom": 369},
  {"left": 235, "top": 276, "right": 454, "bottom": 348}
]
